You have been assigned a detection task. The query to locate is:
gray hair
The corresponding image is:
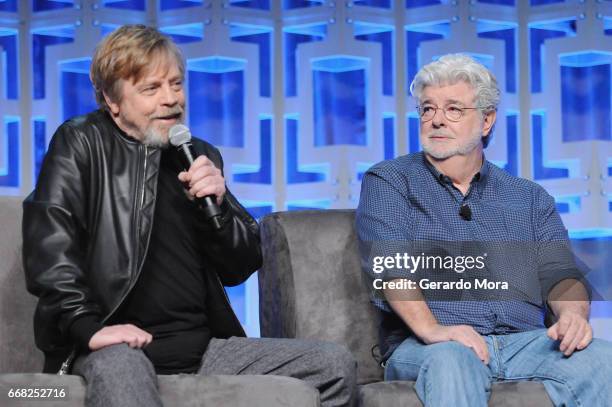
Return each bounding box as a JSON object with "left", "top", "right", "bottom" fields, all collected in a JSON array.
[{"left": 410, "top": 54, "right": 500, "bottom": 147}]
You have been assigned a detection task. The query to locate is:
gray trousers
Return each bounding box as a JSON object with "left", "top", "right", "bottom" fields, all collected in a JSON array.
[{"left": 73, "top": 337, "right": 356, "bottom": 407}]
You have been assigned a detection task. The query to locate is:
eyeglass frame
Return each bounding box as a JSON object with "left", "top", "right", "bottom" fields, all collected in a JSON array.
[{"left": 416, "top": 104, "right": 483, "bottom": 122}]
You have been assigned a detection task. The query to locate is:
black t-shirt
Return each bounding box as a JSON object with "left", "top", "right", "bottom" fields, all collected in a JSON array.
[{"left": 111, "top": 148, "right": 212, "bottom": 374}]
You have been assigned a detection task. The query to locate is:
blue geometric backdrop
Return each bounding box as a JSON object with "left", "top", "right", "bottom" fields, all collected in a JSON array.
[{"left": 0, "top": 0, "right": 610, "bottom": 338}]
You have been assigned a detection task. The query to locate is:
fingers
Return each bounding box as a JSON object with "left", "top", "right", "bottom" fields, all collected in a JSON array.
[
  {"left": 576, "top": 326, "right": 593, "bottom": 351},
  {"left": 557, "top": 317, "right": 573, "bottom": 351},
  {"left": 562, "top": 321, "right": 591, "bottom": 356},
  {"left": 469, "top": 335, "right": 489, "bottom": 365},
  {"left": 180, "top": 155, "right": 215, "bottom": 181},
  {"left": 450, "top": 326, "right": 489, "bottom": 364},
  {"left": 550, "top": 314, "right": 592, "bottom": 356},
  {"left": 179, "top": 162, "right": 217, "bottom": 186},
  {"left": 547, "top": 324, "right": 559, "bottom": 341},
  {"left": 88, "top": 324, "right": 153, "bottom": 351},
  {"left": 559, "top": 320, "right": 580, "bottom": 356},
  {"left": 122, "top": 324, "right": 153, "bottom": 349},
  {"left": 421, "top": 325, "right": 490, "bottom": 365},
  {"left": 177, "top": 156, "right": 226, "bottom": 203},
  {"left": 188, "top": 172, "right": 223, "bottom": 198}
]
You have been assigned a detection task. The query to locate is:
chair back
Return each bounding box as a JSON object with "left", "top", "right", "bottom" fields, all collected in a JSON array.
[
  {"left": 259, "top": 210, "right": 383, "bottom": 384},
  {"left": 0, "top": 196, "right": 43, "bottom": 373}
]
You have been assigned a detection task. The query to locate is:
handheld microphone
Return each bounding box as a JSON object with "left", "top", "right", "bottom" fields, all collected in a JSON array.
[
  {"left": 459, "top": 204, "right": 472, "bottom": 221},
  {"left": 169, "top": 124, "right": 223, "bottom": 230}
]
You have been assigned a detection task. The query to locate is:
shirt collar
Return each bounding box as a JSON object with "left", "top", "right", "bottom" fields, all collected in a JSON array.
[{"left": 421, "top": 152, "right": 490, "bottom": 188}]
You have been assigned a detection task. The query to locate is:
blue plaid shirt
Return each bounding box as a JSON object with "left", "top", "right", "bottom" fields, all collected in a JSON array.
[{"left": 356, "top": 152, "right": 584, "bottom": 355}]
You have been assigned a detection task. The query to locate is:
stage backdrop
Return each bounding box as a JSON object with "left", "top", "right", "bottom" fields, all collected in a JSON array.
[{"left": 0, "top": 0, "right": 610, "bottom": 338}]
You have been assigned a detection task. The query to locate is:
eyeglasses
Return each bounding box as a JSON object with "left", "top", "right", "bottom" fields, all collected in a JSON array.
[{"left": 416, "top": 104, "right": 480, "bottom": 122}]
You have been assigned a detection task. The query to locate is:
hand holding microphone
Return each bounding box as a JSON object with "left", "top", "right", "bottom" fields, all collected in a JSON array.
[{"left": 169, "top": 124, "right": 224, "bottom": 230}]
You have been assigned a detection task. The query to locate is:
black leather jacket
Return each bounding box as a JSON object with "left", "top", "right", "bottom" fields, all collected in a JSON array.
[{"left": 23, "top": 110, "right": 261, "bottom": 373}]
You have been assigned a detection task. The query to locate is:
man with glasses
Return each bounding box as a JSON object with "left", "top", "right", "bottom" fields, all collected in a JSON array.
[{"left": 356, "top": 54, "right": 612, "bottom": 406}]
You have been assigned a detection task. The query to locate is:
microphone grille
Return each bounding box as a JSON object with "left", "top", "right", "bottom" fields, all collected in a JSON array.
[{"left": 169, "top": 124, "right": 191, "bottom": 146}]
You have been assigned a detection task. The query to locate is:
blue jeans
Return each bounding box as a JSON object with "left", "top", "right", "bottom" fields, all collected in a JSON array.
[{"left": 385, "top": 328, "right": 612, "bottom": 407}]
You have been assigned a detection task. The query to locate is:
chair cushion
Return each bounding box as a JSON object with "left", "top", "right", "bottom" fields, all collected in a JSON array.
[
  {"left": 0, "top": 373, "right": 320, "bottom": 407},
  {"left": 359, "top": 381, "right": 552, "bottom": 407}
]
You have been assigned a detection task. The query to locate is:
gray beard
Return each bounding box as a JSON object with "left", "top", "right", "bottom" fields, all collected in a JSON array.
[
  {"left": 142, "top": 127, "right": 169, "bottom": 148},
  {"left": 422, "top": 131, "right": 483, "bottom": 160},
  {"left": 141, "top": 117, "right": 185, "bottom": 148}
]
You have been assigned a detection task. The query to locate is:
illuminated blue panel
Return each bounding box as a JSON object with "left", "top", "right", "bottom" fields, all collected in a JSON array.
[
  {"left": 0, "top": 0, "right": 17, "bottom": 12},
  {"left": 384, "top": 116, "right": 394, "bottom": 160},
  {"left": 478, "top": 0, "right": 513, "bottom": 4},
  {"left": 33, "top": 0, "right": 73, "bottom": 12},
  {"left": 286, "top": 118, "right": 326, "bottom": 183},
  {"left": 33, "top": 120, "right": 46, "bottom": 182},
  {"left": 406, "top": 27, "right": 447, "bottom": 91},
  {"left": 503, "top": 114, "right": 519, "bottom": 176},
  {"left": 592, "top": 302, "right": 612, "bottom": 318},
  {"left": 0, "top": 119, "right": 19, "bottom": 187},
  {"left": 284, "top": 25, "right": 325, "bottom": 97},
  {"left": 406, "top": 0, "right": 441, "bottom": 7},
  {"left": 225, "top": 284, "right": 246, "bottom": 324},
  {"left": 230, "top": 0, "right": 269, "bottom": 10},
  {"left": 571, "top": 237, "right": 612, "bottom": 317},
  {"left": 529, "top": 21, "right": 575, "bottom": 92},
  {"left": 284, "top": 0, "right": 322, "bottom": 9},
  {"left": 160, "top": 0, "right": 202, "bottom": 10},
  {"left": 102, "top": 0, "right": 144, "bottom": 10},
  {"left": 556, "top": 202, "right": 569, "bottom": 213},
  {"left": 561, "top": 62, "right": 611, "bottom": 142},
  {"left": 594, "top": 301, "right": 612, "bottom": 320},
  {"left": 531, "top": 0, "right": 563, "bottom": 4},
  {"left": 357, "top": 116, "right": 395, "bottom": 181},
  {"left": 606, "top": 18, "right": 612, "bottom": 36},
  {"left": 231, "top": 25, "right": 272, "bottom": 97},
  {"left": 477, "top": 23, "right": 516, "bottom": 93},
  {"left": 0, "top": 30, "right": 18, "bottom": 99},
  {"left": 287, "top": 200, "right": 332, "bottom": 210},
  {"left": 354, "top": 0, "right": 391, "bottom": 8},
  {"left": 570, "top": 230, "right": 612, "bottom": 239},
  {"left": 531, "top": 113, "right": 569, "bottom": 180},
  {"left": 554, "top": 196, "right": 581, "bottom": 214},
  {"left": 313, "top": 57, "right": 367, "bottom": 146},
  {"left": 464, "top": 53, "right": 494, "bottom": 71},
  {"left": 160, "top": 23, "right": 204, "bottom": 44},
  {"left": 408, "top": 115, "right": 421, "bottom": 153},
  {"left": 188, "top": 58, "right": 245, "bottom": 147},
  {"left": 32, "top": 26, "right": 75, "bottom": 99},
  {"left": 354, "top": 23, "right": 393, "bottom": 96},
  {"left": 233, "top": 119, "right": 272, "bottom": 184},
  {"left": 101, "top": 24, "right": 120, "bottom": 38},
  {"left": 61, "top": 59, "right": 97, "bottom": 121}
]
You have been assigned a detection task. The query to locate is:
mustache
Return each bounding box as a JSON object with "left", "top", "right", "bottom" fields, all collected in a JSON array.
[
  {"left": 423, "top": 130, "right": 455, "bottom": 139},
  {"left": 151, "top": 107, "right": 183, "bottom": 119}
]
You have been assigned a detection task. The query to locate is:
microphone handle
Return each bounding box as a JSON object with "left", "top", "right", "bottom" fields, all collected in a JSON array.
[{"left": 178, "top": 143, "right": 223, "bottom": 230}]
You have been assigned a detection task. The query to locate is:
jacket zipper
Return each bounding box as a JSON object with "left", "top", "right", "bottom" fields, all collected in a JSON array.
[
  {"left": 106, "top": 144, "right": 149, "bottom": 320},
  {"left": 59, "top": 145, "right": 149, "bottom": 375},
  {"left": 108, "top": 143, "right": 148, "bottom": 318},
  {"left": 140, "top": 145, "right": 148, "bottom": 208}
]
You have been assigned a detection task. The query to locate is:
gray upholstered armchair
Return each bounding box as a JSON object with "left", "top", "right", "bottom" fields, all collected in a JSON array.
[
  {"left": 258, "top": 209, "right": 554, "bottom": 407},
  {"left": 0, "top": 196, "right": 319, "bottom": 407}
]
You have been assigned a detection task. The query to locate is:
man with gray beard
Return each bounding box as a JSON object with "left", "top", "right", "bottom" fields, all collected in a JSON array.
[
  {"left": 23, "top": 24, "right": 356, "bottom": 407},
  {"left": 356, "top": 54, "right": 612, "bottom": 406}
]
